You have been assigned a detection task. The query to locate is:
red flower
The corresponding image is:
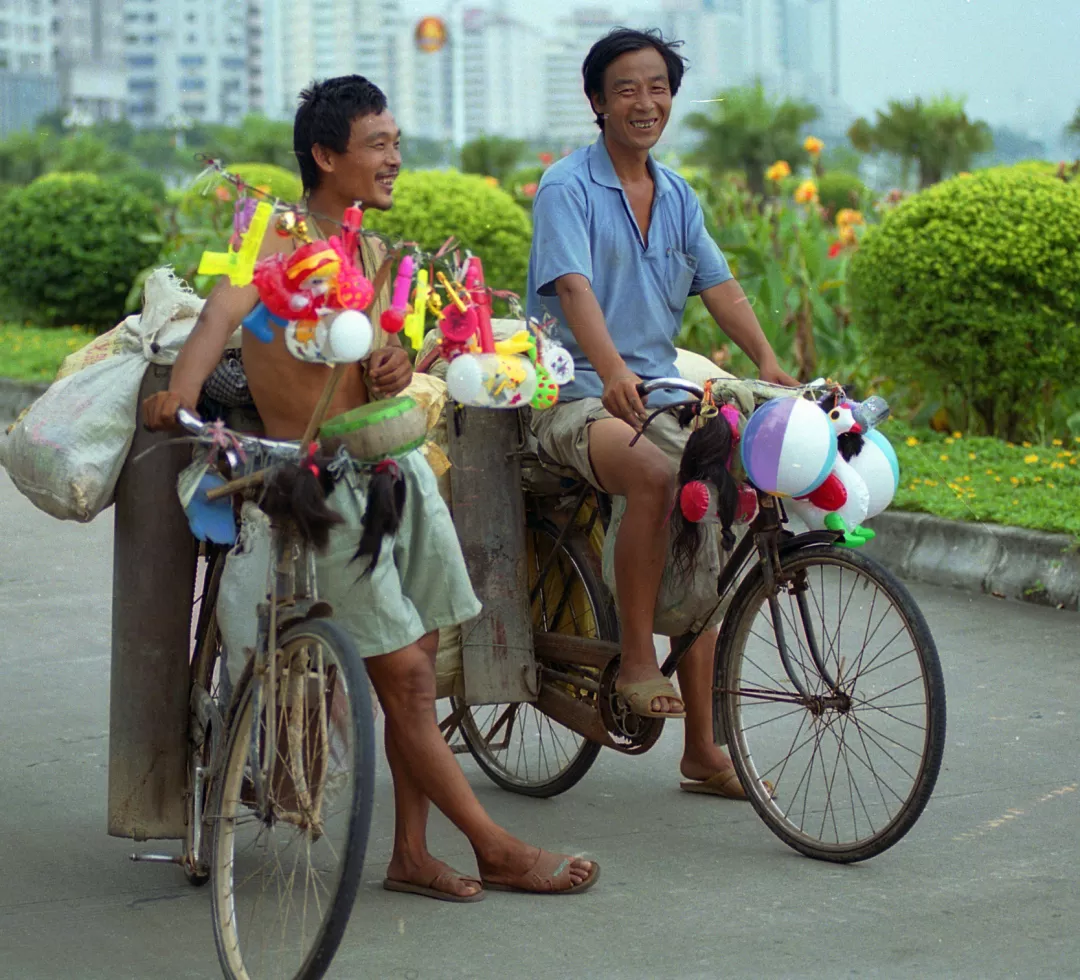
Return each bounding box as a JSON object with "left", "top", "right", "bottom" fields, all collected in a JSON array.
[
  {"left": 828, "top": 241, "right": 844, "bottom": 259},
  {"left": 522, "top": 182, "right": 539, "bottom": 199},
  {"left": 538, "top": 152, "right": 554, "bottom": 167}
]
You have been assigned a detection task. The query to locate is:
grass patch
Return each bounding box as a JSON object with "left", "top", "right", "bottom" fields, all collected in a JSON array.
[
  {"left": 886, "top": 420, "right": 1080, "bottom": 538},
  {"left": 0, "top": 323, "right": 95, "bottom": 383}
]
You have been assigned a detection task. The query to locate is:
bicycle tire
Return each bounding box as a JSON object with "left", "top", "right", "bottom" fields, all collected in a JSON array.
[
  {"left": 209, "top": 617, "right": 375, "bottom": 980},
  {"left": 454, "top": 519, "right": 616, "bottom": 797},
  {"left": 717, "top": 544, "right": 946, "bottom": 863}
]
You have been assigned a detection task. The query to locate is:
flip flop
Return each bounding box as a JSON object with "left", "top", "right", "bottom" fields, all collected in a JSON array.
[
  {"left": 615, "top": 679, "right": 686, "bottom": 718},
  {"left": 679, "top": 768, "right": 775, "bottom": 801},
  {"left": 383, "top": 868, "right": 486, "bottom": 903},
  {"left": 481, "top": 849, "right": 600, "bottom": 896}
]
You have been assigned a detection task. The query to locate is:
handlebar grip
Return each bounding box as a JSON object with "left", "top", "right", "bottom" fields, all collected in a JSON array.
[{"left": 175, "top": 407, "right": 205, "bottom": 435}]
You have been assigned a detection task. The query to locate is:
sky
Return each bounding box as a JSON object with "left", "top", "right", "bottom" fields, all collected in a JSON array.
[{"left": 404, "top": 0, "right": 1079, "bottom": 139}]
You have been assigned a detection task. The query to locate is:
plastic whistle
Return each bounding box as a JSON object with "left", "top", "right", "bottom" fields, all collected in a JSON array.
[
  {"left": 403, "top": 267, "right": 429, "bottom": 351},
  {"left": 380, "top": 255, "right": 414, "bottom": 334},
  {"left": 198, "top": 200, "right": 273, "bottom": 286}
]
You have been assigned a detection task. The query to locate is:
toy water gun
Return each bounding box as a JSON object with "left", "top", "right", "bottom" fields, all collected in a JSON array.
[
  {"left": 198, "top": 200, "right": 273, "bottom": 286},
  {"left": 403, "top": 267, "right": 430, "bottom": 351},
  {"left": 380, "top": 254, "right": 414, "bottom": 335}
]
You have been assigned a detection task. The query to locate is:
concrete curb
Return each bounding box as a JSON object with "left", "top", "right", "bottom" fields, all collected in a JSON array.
[
  {"left": 0, "top": 378, "right": 48, "bottom": 423},
  {"left": 2, "top": 377, "right": 1078, "bottom": 611},
  {"left": 863, "top": 511, "right": 1080, "bottom": 611}
]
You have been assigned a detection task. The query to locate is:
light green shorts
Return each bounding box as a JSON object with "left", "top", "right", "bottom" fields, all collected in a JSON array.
[{"left": 316, "top": 450, "right": 482, "bottom": 658}]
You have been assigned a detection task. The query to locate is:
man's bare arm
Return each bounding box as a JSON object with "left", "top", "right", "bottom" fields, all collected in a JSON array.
[
  {"left": 553, "top": 273, "right": 647, "bottom": 425},
  {"left": 700, "top": 279, "right": 798, "bottom": 387}
]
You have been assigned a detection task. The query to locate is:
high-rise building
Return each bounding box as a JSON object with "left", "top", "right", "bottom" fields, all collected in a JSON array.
[
  {"left": 0, "top": 0, "right": 59, "bottom": 134},
  {"left": 54, "top": 0, "right": 126, "bottom": 123},
  {"left": 461, "top": 6, "right": 543, "bottom": 142},
  {"left": 124, "top": 0, "right": 250, "bottom": 128}
]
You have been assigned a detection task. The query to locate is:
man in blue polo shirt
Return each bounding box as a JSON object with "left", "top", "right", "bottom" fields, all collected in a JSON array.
[{"left": 527, "top": 28, "right": 797, "bottom": 799}]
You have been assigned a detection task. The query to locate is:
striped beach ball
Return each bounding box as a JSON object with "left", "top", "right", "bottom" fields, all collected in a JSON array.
[{"left": 740, "top": 396, "right": 837, "bottom": 498}]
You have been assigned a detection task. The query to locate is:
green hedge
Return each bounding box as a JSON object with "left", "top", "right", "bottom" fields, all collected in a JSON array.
[
  {"left": 364, "top": 169, "right": 531, "bottom": 298},
  {"left": 849, "top": 166, "right": 1080, "bottom": 441},
  {"left": 817, "top": 170, "right": 872, "bottom": 220},
  {"left": 0, "top": 172, "right": 161, "bottom": 327}
]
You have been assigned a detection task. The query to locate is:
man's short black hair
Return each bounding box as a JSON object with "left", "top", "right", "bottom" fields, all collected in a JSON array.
[
  {"left": 294, "top": 75, "right": 388, "bottom": 193},
  {"left": 582, "top": 28, "right": 687, "bottom": 130}
]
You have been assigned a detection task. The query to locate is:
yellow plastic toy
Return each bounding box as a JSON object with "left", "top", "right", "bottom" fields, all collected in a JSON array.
[{"left": 197, "top": 200, "right": 273, "bottom": 286}]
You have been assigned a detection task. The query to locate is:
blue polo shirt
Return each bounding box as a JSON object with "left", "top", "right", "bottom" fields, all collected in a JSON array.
[{"left": 526, "top": 135, "right": 733, "bottom": 405}]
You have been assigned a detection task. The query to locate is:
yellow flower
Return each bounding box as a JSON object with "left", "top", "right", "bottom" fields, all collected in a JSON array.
[
  {"left": 1052, "top": 438, "right": 1063, "bottom": 446},
  {"left": 1033, "top": 475, "right": 1042, "bottom": 482},
  {"left": 962, "top": 475, "right": 971, "bottom": 482},
  {"left": 1006, "top": 442, "right": 1015, "bottom": 448},
  {"left": 836, "top": 208, "right": 865, "bottom": 228},
  {"left": 945, "top": 437, "right": 954, "bottom": 445},
  {"left": 1010, "top": 476, "right": 1020, "bottom": 485},
  {"left": 766, "top": 160, "right": 792, "bottom": 182},
  {"left": 1024, "top": 453, "right": 1039, "bottom": 464},
  {"left": 905, "top": 436, "right": 919, "bottom": 447},
  {"left": 794, "top": 179, "right": 819, "bottom": 205},
  {"left": 952, "top": 431, "right": 963, "bottom": 439},
  {"left": 994, "top": 476, "right": 1002, "bottom": 482},
  {"left": 939, "top": 454, "right": 949, "bottom": 461},
  {"left": 839, "top": 224, "right": 859, "bottom": 245},
  {"left": 969, "top": 452, "right": 977, "bottom": 460},
  {"left": 803, "top": 136, "right": 825, "bottom": 157},
  {"left": 483, "top": 175, "right": 499, "bottom": 187},
  {"left": 1012, "top": 499, "right": 1019, "bottom": 505},
  {"left": 1051, "top": 461, "right": 1065, "bottom": 470},
  {"left": 985, "top": 468, "right": 994, "bottom": 475},
  {"left": 1048, "top": 482, "right": 1055, "bottom": 488},
  {"left": 1022, "top": 441, "right": 1032, "bottom": 448}
]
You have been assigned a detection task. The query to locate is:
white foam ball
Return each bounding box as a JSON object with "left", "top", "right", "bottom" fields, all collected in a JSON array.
[
  {"left": 322, "top": 309, "right": 373, "bottom": 363},
  {"left": 446, "top": 354, "right": 488, "bottom": 406},
  {"left": 848, "top": 431, "right": 899, "bottom": 519}
]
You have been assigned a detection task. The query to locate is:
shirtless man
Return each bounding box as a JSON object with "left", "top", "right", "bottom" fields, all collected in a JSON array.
[
  {"left": 144, "top": 75, "right": 597, "bottom": 900},
  {"left": 527, "top": 31, "right": 797, "bottom": 799}
]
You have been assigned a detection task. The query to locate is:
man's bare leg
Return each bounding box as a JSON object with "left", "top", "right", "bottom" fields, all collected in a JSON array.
[
  {"left": 674, "top": 628, "right": 736, "bottom": 780},
  {"left": 383, "top": 631, "right": 481, "bottom": 898},
  {"left": 365, "top": 640, "right": 596, "bottom": 891},
  {"left": 587, "top": 418, "right": 682, "bottom": 716}
]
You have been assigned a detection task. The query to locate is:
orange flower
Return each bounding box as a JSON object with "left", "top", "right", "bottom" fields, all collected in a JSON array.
[
  {"left": 214, "top": 184, "right": 232, "bottom": 202},
  {"left": 538, "top": 152, "right": 554, "bottom": 166},
  {"left": 766, "top": 160, "right": 792, "bottom": 182},
  {"left": 794, "top": 180, "right": 818, "bottom": 205},
  {"left": 522, "top": 182, "right": 538, "bottom": 199},
  {"left": 483, "top": 175, "right": 499, "bottom": 187},
  {"left": 836, "top": 208, "right": 865, "bottom": 228},
  {"left": 839, "top": 224, "right": 858, "bottom": 246},
  {"left": 803, "top": 136, "right": 824, "bottom": 157}
]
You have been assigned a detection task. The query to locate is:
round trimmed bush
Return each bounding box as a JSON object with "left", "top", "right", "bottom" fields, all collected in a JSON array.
[
  {"left": 818, "top": 170, "right": 872, "bottom": 220},
  {"left": 849, "top": 166, "right": 1080, "bottom": 439},
  {"left": 364, "top": 169, "right": 531, "bottom": 296},
  {"left": 182, "top": 162, "right": 303, "bottom": 219},
  {"left": 0, "top": 172, "right": 162, "bottom": 327}
]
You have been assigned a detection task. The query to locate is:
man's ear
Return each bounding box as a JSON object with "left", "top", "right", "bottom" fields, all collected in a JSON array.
[
  {"left": 311, "top": 143, "right": 335, "bottom": 178},
  {"left": 589, "top": 91, "right": 606, "bottom": 118}
]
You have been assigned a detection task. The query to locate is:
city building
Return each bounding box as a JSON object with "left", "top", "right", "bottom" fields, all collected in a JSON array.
[
  {"left": 54, "top": 0, "right": 126, "bottom": 123},
  {"left": 0, "top": 0, "right": 51, "bottom": 76},
  {"left": 124, "top": 0, "right": 250, "bottom": 128}
]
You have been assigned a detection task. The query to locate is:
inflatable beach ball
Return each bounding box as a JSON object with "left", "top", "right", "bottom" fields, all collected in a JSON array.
[
  {"left": 848, "top": 428, "right": 900, "bottom": 519},
  {"left": 740, "top": 396, "right": 836, "bottom": 498}
]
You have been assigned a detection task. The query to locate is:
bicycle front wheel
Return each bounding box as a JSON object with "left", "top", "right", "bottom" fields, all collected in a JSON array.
[
  {"left": 718, "top": 545, "right": 946, "bottom": 863},
  {"left": 209, "top": 618, "right": 375, "bottom": 980}
]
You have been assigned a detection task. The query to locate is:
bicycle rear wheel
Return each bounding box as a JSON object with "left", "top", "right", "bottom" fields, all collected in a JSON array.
[
  {"left": 209, "top": 618, "right": 375, "bottom": 980},
  {"left": 453, "top": 518, "right": 616, "bottom": 797},
  {"left": 717, "top": 545, "right": 946, "bottom": 863}
]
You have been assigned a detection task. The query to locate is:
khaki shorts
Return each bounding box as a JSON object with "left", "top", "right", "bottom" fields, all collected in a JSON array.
[
  {"left": 531, "top": 397, "right": 737, "bottom": 637},
  {"left": 316, "top": 450, "right": 482, "bottom": 658}
]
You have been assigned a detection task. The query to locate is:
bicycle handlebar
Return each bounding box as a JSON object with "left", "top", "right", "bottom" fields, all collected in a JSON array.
[
  {"left": 636, "top": 376, "right": 829, "bottom": 404},
  {"left": 174, "top": 408, "right": 302, "bottom": 462}
]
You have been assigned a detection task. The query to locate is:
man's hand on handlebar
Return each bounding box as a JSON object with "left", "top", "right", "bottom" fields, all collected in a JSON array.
[
  {"left": 142, "top": 390, "right": 193, "bottom": 432},
  {"left": 601, "top": 369, "right": 649, "bottom": 430},
  {"left": 757, "top": 355, "right": 799, "bottom": 389}
]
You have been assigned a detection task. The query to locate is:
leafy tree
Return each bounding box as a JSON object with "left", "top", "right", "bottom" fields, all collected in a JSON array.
[
  {"left": 196, "top": 115, "right": 297, "bottom": 172},
  {"left": 848, "top": 95, "right": 993, "bottom": 189},
  {"left": 684, "top": 81, "right": 820, "bottom": 196},
  {"left": 459, "top": 135, "right": 527, "bottom": 183},
  {"left": 402, "top": 136, "right": 452, "bottom": 169}
]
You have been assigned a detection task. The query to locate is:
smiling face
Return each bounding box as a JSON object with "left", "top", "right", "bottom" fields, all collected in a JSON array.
[
  {"left": 313, "top": 110, "right": 401, "bottom": 210},
  {"left": 591, "top": 46, "right": 673, "bottom": 154}
]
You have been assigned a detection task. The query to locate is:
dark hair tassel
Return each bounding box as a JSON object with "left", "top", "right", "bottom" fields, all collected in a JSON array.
[
  {"left": 261, "top": 451, "right": 344, "bottom": 552},
  {"left": 351, "top": 459, "right": 407, "bottom": 578}
]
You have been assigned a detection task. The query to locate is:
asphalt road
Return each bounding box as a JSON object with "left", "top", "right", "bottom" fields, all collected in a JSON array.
[{"left": 1, "top": 468, "right": 1077, "bottom": 980}]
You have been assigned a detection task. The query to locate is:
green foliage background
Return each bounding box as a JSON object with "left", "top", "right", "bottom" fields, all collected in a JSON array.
[
  {"left": 849, "top": 168, "right": 1080, "bottom": 440},
  {"left": 0, "top": 173, "right": 161, "bottom": 327}
]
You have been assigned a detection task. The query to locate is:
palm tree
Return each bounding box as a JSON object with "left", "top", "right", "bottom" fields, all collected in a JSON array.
[
  {"left": 684, "top": 81, "right": 820, "bottom": 196},
  {"left": 848, "top": 95, "right": 993, "bottom": 189},
  {"left": 1066, "top": 106, "right": 1080, "bottom": 148}
]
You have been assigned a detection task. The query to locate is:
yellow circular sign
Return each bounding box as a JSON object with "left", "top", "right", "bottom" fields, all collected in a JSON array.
[{"left": 415, "top": 16, "right": 447, "bottom": 53}]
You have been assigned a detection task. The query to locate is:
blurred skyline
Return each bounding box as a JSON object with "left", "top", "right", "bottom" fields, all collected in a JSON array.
[{"left": 400, "top": 0, "right": 1078, "bottom": 137}]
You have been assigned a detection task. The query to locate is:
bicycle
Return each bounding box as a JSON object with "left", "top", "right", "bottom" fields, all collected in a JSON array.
[
  {"left": 159, "top": 408, "right": 376, "bottom": 980},
  {"left": 442, "top": 377, "right": 947, "bottom": 863}
]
